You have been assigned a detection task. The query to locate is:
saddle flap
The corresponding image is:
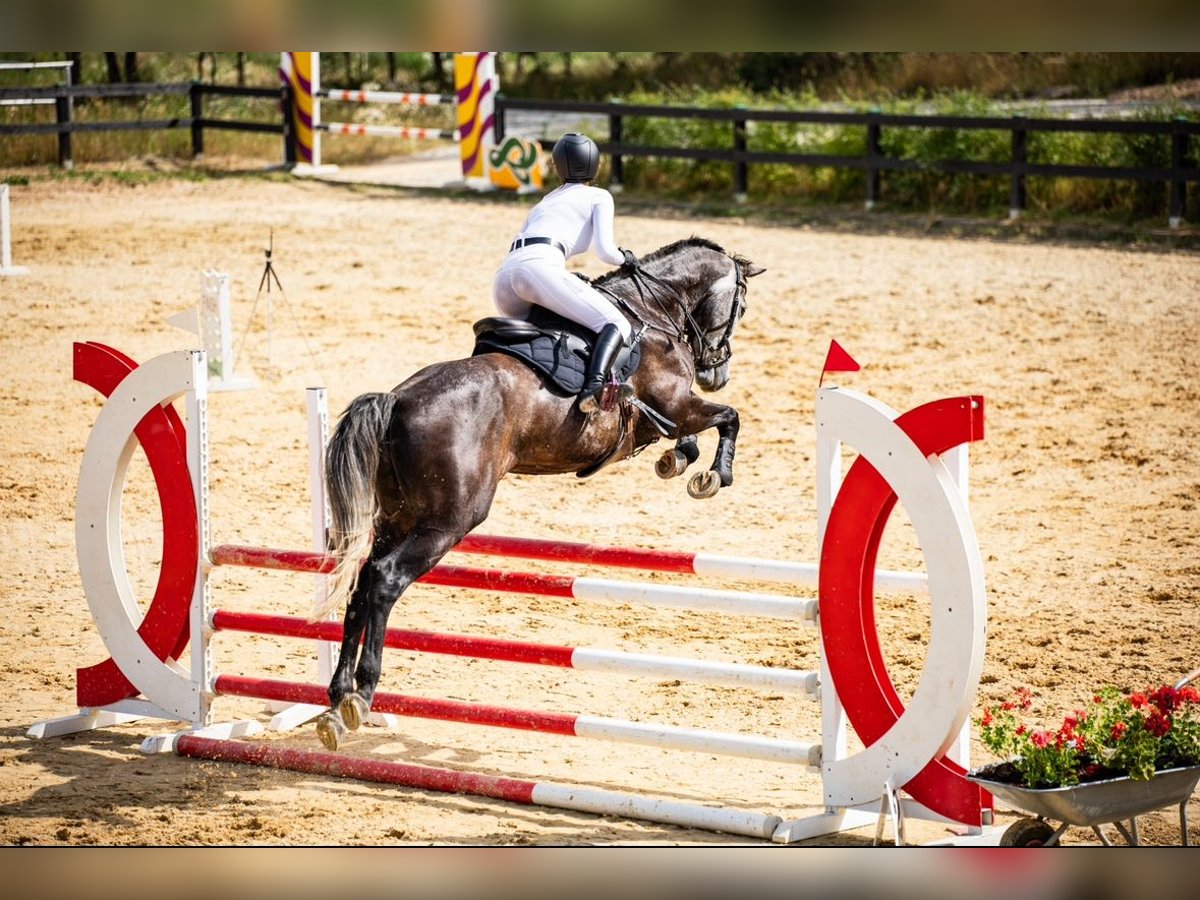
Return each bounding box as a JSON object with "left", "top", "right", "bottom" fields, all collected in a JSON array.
[{"left": 472, "top": 313, "right": 640, "bottom": 397}]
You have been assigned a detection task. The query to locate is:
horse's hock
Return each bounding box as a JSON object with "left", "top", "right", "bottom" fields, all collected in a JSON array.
[{"left": 29, "top": 340, "right": 990, "bottom": 845}]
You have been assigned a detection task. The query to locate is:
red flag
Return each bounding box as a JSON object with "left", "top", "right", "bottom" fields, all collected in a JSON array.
[{"left": 820, "top": 339, "right": 860, "bottom": 386}]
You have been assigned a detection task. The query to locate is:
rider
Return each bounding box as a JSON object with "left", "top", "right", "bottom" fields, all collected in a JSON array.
[{"left": 492, "top": 132, "right": 637, "bottom": 413}]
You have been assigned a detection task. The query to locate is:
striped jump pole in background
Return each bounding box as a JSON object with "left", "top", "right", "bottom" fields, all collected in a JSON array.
[
  {"left": 30, "top": 342, "right": 992, "bottom": 844},
  {"left": 316, "top": 90, "right": 459, "bottom": 141},
  {"left": 320, "top": 123, "right": 459, "bottom": 142},
  {"left": 321, "top": 88, "right": 453, "bottom": 106},
  {"left": 280, "top": 52, "right": 499, "bottom": 190},
  {"left": 280, "top": 52, "right": 544, "bottom": 192}
]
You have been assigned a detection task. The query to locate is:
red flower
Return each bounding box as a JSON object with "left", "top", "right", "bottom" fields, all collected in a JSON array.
[
  {"left": 1130, "top": 692, "right": 1149, "bottom": 710},
  {"left": 1031, "top": 730, "right": 1051, "bottom": 749},
  {"left": 1111, "top": 721, "right": 1127, "bottom": 740},
  {"left": 1150, "top": 685, "right": 1178, "bottom": 713},
  {"left": 981, "top": 708, "right": 993, "bottom": 726},
  {"left": 1146, "top": 710, "right": 1171, "bottom": 737}
]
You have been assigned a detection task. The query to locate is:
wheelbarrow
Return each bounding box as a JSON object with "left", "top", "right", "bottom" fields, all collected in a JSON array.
[
  {"left": 969, "top": 764, "right": 1200, "bottom": 846},
  {"left": 969, "top": 668, "right": 1200, "bottom": 846}
]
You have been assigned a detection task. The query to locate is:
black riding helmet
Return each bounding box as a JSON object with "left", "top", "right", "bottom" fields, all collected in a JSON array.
[{"left": 552, "top": 132, "right": 600, "bottom": 183}]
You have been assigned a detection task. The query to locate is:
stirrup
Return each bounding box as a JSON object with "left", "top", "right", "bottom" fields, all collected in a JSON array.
[{"left": 579, "top": 377, "right": 626, "bottom": 414}]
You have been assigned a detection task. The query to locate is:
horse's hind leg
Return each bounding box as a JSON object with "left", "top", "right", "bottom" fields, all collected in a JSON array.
[
  {"left": 336, "top": 525, "right": 464, "bottom": 733},
  {"left": 315, "top": 556, "right": 382, "bottom": 750}
]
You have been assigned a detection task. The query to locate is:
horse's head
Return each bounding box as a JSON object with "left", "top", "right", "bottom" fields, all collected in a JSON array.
[
  {"left": 691, "top": 248, "right": 765, "bottom": 392},
  {"left": 596, "top": 237, "right": 764, "bottom": 392}
]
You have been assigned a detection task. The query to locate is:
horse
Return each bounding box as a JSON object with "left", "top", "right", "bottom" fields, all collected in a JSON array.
[{"left": 313, "top": 236, "right": 765, "bottom": 750}]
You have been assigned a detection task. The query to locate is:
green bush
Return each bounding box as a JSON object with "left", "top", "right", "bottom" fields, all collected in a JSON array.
[
  {"left": 614, "top": 87, "right": 1196, "bottom": 222},
  {"left": 3, "top": 52, "right": 1196, "bottom": 224}
]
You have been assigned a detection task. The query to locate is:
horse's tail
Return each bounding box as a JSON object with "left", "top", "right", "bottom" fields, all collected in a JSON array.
[{"left": 316, "top": 391, "right": 398, "bottom": 619}]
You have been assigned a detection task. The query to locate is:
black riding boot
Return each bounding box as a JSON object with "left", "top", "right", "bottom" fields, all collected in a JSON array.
[{"left": 579, "top": 324, "right": 624, "bottom": 413}]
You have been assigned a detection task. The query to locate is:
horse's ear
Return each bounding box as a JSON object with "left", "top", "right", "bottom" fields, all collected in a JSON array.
[{"left": 744, "top": 263, "right": 766, "bottom": 278}]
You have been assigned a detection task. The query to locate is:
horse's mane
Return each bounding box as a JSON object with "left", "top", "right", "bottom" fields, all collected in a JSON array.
[{"left": 594, "top": 236, "right": 728, "bottom": 286}]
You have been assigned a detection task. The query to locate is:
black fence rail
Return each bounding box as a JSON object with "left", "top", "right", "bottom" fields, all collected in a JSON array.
[
  {"left": 0, "top": 82, "right": 288, "bottom": 168},
  {"left": 497, "top": 97, "right": 1199, "bottom": 226},
  {"left": 2, "top": 82, "right": 1197, "bottom": 226}
]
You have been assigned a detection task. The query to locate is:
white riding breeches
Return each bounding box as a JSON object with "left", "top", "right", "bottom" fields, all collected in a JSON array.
[{"left": 492, "top": 247, "right": 631, "bottom": 342}]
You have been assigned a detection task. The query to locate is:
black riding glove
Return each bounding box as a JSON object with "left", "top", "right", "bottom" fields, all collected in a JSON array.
[{"left": 621, "top": 248, "right": 638, "bottom": 269}]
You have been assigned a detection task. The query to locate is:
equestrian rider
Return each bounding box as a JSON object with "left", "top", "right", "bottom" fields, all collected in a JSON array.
[{"left": 492, "top": 132, "right": 637, "bottom": 413}]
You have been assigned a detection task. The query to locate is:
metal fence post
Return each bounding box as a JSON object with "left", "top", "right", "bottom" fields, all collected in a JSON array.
[
  {"left": 1010, "top": 119, "right": 1028, "bottom": 221},
  {"left": 1170, "top": 117, "right": 1188, "bottom": 229},
  {"left": 865, "top": 111, "right": 881, "bottom": 211},
  {"left": 190, "top": 82, "right": 204, "bottom": 158},
  {"left": 609, "top": 111, "right": 624, "bottom": 190},
  {"left": 733, "top": 109, "right": 748, "bottom": 203}
]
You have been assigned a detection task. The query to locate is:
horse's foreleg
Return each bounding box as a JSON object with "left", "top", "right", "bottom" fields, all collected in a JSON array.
[
  {"left": 685, "top": 408, "right": 739, "bottom": 499},
  {"left": 654, "top": 434, "right": 699, "bottom": 479}
]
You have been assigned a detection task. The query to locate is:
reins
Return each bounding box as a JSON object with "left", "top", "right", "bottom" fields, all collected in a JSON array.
[{"left": 595, "top": 256, "right": 746, "bottom": 371}]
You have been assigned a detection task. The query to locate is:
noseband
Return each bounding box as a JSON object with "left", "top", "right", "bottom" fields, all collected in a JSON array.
[{"left": 602, "top": 258, "right": 747, "bottom": 373}]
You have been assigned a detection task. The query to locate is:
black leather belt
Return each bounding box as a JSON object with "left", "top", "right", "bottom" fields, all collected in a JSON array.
[{"left": 510, "top": 236, "right": 569, "bottom": 256}]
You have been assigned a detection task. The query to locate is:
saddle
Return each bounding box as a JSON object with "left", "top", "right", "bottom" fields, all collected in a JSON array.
[{"left": 471, "top": 306, "right": 642, "bottom": 397}]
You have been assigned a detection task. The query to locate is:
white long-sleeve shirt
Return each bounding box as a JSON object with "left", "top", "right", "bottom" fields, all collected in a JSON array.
[{"left": 513, "top": 182, "right": 625, "bottom": 266}]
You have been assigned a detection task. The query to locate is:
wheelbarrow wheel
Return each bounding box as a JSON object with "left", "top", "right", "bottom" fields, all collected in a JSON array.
[{"left": 1000, "top": 818, "right": 1056, "bottom": 847}]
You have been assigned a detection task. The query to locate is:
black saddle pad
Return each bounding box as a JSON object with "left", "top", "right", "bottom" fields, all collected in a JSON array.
[{"left": 471, "top": 307, "right": 640, "bottom": 396}]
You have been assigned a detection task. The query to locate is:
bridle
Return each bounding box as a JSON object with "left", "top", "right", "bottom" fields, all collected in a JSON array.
[{"left": 598, "top": 257, "right": 747, "bottom": 372}]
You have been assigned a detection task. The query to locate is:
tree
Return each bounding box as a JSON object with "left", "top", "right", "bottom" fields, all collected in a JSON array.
[{"left": 104, "top": 52, "right": 138, "bottom": 83}]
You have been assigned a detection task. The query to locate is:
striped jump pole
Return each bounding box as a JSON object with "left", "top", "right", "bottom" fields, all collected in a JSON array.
[
  {"left": 172, "top": 733, "right": 783, "bottom": 840},
  {"left": 209, "top": 545, "right": 819, "bottom": 622},
  {"left": 212, "top": 675, "right": 821, "bottom": 766},
  {"left": 210, "top": 522, "right": 928, "bottom": 593},
  {"left": 212, "top": 609, "right": 820, "bottom": 697},
  {"left": 451, "top": 532, "right": 929, "bottom": 593},
  {"left": 320, "top": 123, "right": 459, "bottom": 141},
  {"left": 321, "top": 88, "right": 453, "bottom": 106}
]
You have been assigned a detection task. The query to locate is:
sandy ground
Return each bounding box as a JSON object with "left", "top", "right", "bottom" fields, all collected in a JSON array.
[{"left": 1, "top": 167, "right": 1198, "bottom": 847}]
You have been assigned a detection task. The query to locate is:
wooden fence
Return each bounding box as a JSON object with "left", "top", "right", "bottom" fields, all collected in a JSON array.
[
  {"left": 498, "top": 97, "right": 1199, "bottom": 227},
  {"left": 0, "top": 82, "right": 287, "bottom": 168},
  {"left": 1, "top": 81, "right": 1196, "bottom": 226}
]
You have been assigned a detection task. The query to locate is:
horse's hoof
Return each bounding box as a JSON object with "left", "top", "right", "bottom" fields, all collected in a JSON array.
[
  {"left": 655, "top": 449, "right": 688, "bottom": 479},
  {"left": 339, "top": 692, "right": 369, "bottom": 732},
  {"left": 687, "top": 470, "right": 721, "bottom": 499},
  {"left": 315, "top": 710, "right": 346, "bottom": 751}
]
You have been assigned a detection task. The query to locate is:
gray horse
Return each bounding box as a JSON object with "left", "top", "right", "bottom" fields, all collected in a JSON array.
[{"left": 314, "top": 237, "right": 764, "bottom": 750}]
